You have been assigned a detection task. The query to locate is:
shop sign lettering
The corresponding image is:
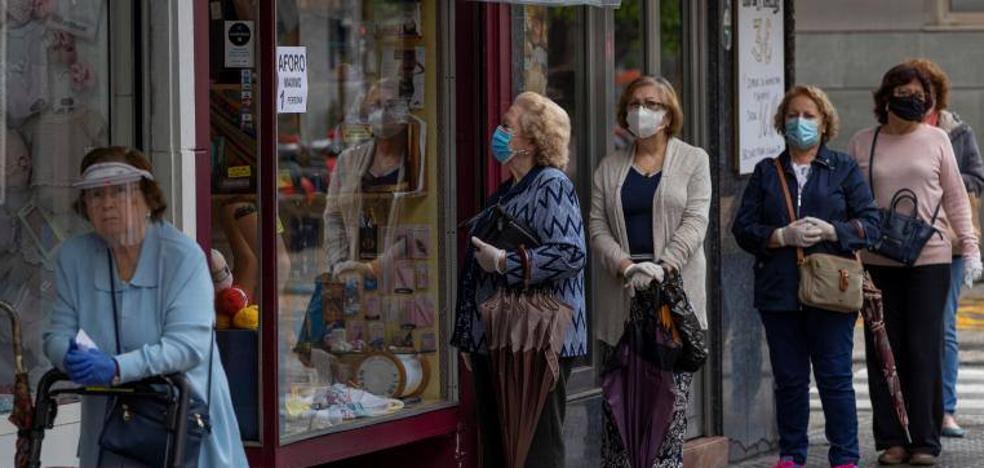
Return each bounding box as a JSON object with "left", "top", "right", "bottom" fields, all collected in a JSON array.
[{"left": 277, "top": 47, "right": 308, "bottom": 113}]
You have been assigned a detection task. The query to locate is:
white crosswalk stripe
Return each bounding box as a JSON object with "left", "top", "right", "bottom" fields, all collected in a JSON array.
[{"left": 809, "top": 364, "right": 984, "bottom": 411}]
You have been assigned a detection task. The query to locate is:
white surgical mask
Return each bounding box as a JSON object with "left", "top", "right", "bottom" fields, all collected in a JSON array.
[
  {"left": 627, "top": 107, "right": 666, "bottom": 139},
  {"left": 368, "top": 100, "right": 410, "bottom": 139}
]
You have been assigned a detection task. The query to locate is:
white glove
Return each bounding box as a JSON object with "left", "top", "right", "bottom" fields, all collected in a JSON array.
[
  {"left": 471, "top": 237, "right": 506, "bottom": 273},
  {"left": 776, "top": 219, "right": 823, "bottom": 248},
  {"left": 800, "top": 216, "right": 838, "bottom": 242},
  {"left": 333, "top": 238, "right": 407, "bottom": 278},
  {"left": 964, "top": 256, "right": 983, "bottom": 288},
  {"left": 622, "top": 262, "right": 664, "bottom": 293}
]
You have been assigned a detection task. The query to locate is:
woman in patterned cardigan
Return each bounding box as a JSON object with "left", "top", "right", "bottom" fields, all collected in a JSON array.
[{"left": 452, "top": 91, "right": 587, "bottom": 468}]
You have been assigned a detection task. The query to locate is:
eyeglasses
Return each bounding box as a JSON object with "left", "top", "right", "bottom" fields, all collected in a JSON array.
[
  {"left": 627, "top": 100, "right": 666, "bottom": 112},
  {"left": 893, "top": 88, "right": 927, "bottom": 101}
]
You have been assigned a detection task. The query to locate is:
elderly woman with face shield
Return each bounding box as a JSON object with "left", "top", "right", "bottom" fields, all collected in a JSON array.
[
  {"left": 42, "top": 147, "right": 248, "bottom": 466},
  {"left": 733, "top": 86, "right": 880, "bottom": 468},
  {"left": 452, "top": 91, "right": 586, "bottom": 468}
]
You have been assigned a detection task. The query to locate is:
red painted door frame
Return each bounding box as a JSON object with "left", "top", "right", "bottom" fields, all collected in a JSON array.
[{"left": 482, "top": 4, "right": 514, "bottom": 197}]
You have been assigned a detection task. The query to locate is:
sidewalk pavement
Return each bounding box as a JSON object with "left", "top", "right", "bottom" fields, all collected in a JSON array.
[{"left": 730, "top": 282, "right": 984, "bottom": 467}]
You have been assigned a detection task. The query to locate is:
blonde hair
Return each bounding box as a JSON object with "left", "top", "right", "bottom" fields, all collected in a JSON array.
[
  {"left": 616, "top": 76, "right": 684, "bottom": 137},
  {"left": 773, "top": 85, "right": 840, "bottom": 144},
  {"left": 515, "top": 91, "right": 572, "bottom": 170}
]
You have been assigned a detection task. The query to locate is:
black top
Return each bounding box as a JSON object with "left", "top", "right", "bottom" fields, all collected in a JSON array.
[{"left": 621, "top": 167, "right": 662, "bottom": 256}]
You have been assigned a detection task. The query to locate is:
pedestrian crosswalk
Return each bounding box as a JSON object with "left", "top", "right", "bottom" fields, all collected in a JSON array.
[{"left": 810, "top": 366, "right": 984, "bottom": 411}]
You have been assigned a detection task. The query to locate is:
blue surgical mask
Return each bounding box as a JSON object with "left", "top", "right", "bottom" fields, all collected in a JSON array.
[
  {"left": 785, "top": 117, "right": 820, "bottom": 150},
  {"left": 491, "top": 125, "right": 517, "bottom": 164}
]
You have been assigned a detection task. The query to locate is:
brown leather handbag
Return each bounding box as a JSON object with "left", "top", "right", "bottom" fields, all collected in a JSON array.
[{"left": 774, "top": 158, "right": 864, "bottom": 313}]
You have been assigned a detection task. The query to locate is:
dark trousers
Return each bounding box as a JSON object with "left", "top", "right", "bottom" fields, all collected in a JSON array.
[
  {"left": 759, "top": 308, "right": 860, "bottom": 466},
  {"left": 471, "top": 353, "right": 574, "bottom": 468},
  {"left": 866, "top": 264, "right": 950, "bottom": 456}
]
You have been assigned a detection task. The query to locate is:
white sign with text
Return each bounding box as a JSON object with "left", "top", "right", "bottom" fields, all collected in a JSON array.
[
  {"left": 277, "top": 47, "right": 308, "bottom": 113},
  {"left": 737, "top": 0, "right": 785, "bottom": 175}
]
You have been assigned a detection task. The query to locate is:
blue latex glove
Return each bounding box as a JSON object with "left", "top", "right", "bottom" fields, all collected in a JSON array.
[{"left": 64, "top": 344, "right": 118, "bottom": 386}]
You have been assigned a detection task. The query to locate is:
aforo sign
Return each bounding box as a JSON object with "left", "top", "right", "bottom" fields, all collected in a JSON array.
[{"left": 277, "top": 47, "right": 308, "bottom": 114}]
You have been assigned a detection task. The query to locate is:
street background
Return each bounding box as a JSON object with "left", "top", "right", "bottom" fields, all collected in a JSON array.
[{"left": 733, "top": 282, "right": 984, "bottom": 467}]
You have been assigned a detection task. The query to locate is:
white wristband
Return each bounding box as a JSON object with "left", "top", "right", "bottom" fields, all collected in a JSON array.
[{"left": 776, "top": 228, "right": 786, "bottom": 247}]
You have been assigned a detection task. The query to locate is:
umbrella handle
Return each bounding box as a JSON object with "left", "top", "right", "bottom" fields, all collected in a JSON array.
[{"left": 0, "top": 300, "right": 26, "bottom": 375}]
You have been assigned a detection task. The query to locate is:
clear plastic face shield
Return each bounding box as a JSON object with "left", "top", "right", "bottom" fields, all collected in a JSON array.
[{"left": 73, "top": 162, "right": 154, "bottom": 247}]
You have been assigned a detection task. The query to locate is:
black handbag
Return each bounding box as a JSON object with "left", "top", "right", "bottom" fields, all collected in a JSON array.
[
  {"left": 98, "top": 250, "right": 212, "bottom": 468},
  {"left": 661, "top": 274, "right": 708, "bottom": 373},
  {"left": 867, "top": 127, "right": 942, "bottom": 266},
  {"left": 469, "top": 204, "right": 541, "bottom": 250}
]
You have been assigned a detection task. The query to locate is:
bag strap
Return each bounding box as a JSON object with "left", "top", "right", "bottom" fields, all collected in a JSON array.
[
  {"left": 868, "top": 127, "right": 881, "bottom": 197},
  {"left": 106, "top": 248, "right": 214, "bottom": 406},
  {"left": 851, "top": 219, "right": 865, "bottom": 263},
  {"left": 772, "top": 158, "right": 805, "bottom": 264},
  {"left": 107, "top": 250, "right": 121, "bottom": 355}
]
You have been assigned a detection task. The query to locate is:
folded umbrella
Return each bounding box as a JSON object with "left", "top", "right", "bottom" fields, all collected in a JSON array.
[
  {"left": 479, "top": 289, "right": 573, "bottom": 468},
  {"left": 2, "top": 299, "right": 32, "bottom": 468},
  {"left": 601, "top": 284, "right": 681, "bottom": 468},
  {"left": 861, "top": 273, "right": 912, "bottom": 444}
]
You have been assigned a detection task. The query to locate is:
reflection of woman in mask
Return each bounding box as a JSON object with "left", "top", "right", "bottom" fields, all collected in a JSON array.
[{"left": 322, "top": 80, "right": 410, "bottom": 281}]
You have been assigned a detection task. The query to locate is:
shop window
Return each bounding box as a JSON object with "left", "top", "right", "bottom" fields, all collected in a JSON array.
[
  {"left": 1, "top": 0, "right": 112, "bottom": 410},
  {"left": 614, "top": 0, "right": 643, "bottom": 150},
  {"left": 512, "top": 5, "right": 584, "bottom": 182},
  {"left": 274, "top": 0, "right": 445, "bottom": 442},
  {"left": 660, "top": 1, "right": 684, "bottom": 96}
]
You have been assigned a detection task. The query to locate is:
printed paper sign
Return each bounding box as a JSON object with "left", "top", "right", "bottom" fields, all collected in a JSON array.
[
  {"left": 225, "top": 21, "right": 255, "bottom": 68},
  {"left": 737, "top": 0, "right": 785, "bottom": 175},
  {"left": 277, "top": 47, "right": 308, "bottom": 113}
]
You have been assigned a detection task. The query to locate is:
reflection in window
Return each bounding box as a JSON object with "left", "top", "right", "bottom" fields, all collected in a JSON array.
[
  {"left": 614, "top": 0, "right": 643, "bottom": 150},
  {"left": 275, "top": 0, "right": 443, "bottom": 441},
  {"left": 661, "top": 0, "right": 684, "bottom": 95},
  {"left": 1, "top": 1, "right": 110, "bottom": 403},
  {"left": 514, "top": 6, "right": 583, "bottom": 182}
]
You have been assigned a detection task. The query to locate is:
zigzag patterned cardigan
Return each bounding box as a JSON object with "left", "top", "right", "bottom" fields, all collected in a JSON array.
[{"left": 452, "top": 166, "right": 588, "bottom": 357}]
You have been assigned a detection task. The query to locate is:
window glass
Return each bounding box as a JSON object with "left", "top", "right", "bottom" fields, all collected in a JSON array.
[
  {"left": 1, "top": 0, "right": 110, "bottom": 406},
  {"left": 208, "top": 0, "right": 262, "bottom": 442},
  {"left": 513, "top": 5, "right": 583, "bottom": 181},
  {"left": 614, "top": 0, "right": 643, "bottom": 150},
  {"left": 276, "top": 0, "right": 445, "bottom": 442},
  {"left": 660, "top": 0, "right": 684, "bottom": 94},
  {"left": 951, "top": 0, "right": 984, "bottom": 12}
]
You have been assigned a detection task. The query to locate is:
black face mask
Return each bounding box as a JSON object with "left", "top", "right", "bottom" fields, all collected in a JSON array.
[{"left": 888, "top": 95, "right": 928, "bottom": 122}]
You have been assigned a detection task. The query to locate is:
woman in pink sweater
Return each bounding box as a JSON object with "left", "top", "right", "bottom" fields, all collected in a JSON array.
[{"left": 848, "top": 63, "right": 983, "bottom": 466}]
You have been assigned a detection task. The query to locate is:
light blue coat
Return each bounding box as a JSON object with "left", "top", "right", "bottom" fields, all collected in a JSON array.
[{"left": 43, "top": 222, "right": 248, "bottom": 467}]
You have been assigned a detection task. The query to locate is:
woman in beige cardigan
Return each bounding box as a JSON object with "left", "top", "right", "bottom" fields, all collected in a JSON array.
[{"left": 589, "top": 76, "right": 711, "bottom": 468}]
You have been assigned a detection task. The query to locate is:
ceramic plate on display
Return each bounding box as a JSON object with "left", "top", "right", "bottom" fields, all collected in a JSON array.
[
  {"left": 355, "top": 352, "right": 430, "bottom": 398},
  {"left": 356, "top": 352, "right": 405, "bottom": 397}
]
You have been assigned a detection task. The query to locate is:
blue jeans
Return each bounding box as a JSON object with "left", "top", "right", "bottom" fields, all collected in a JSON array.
[
  {"left": 943, "top": 257, "right": 965, "bottom": 415},
  {"left": 760, "top": 308, "right": 860, "bottom": 466}
]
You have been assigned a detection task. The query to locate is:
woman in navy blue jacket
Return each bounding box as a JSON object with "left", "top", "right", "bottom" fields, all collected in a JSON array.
[{"left": 732, "top": 86, "right": 880, "bottom": 468}]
